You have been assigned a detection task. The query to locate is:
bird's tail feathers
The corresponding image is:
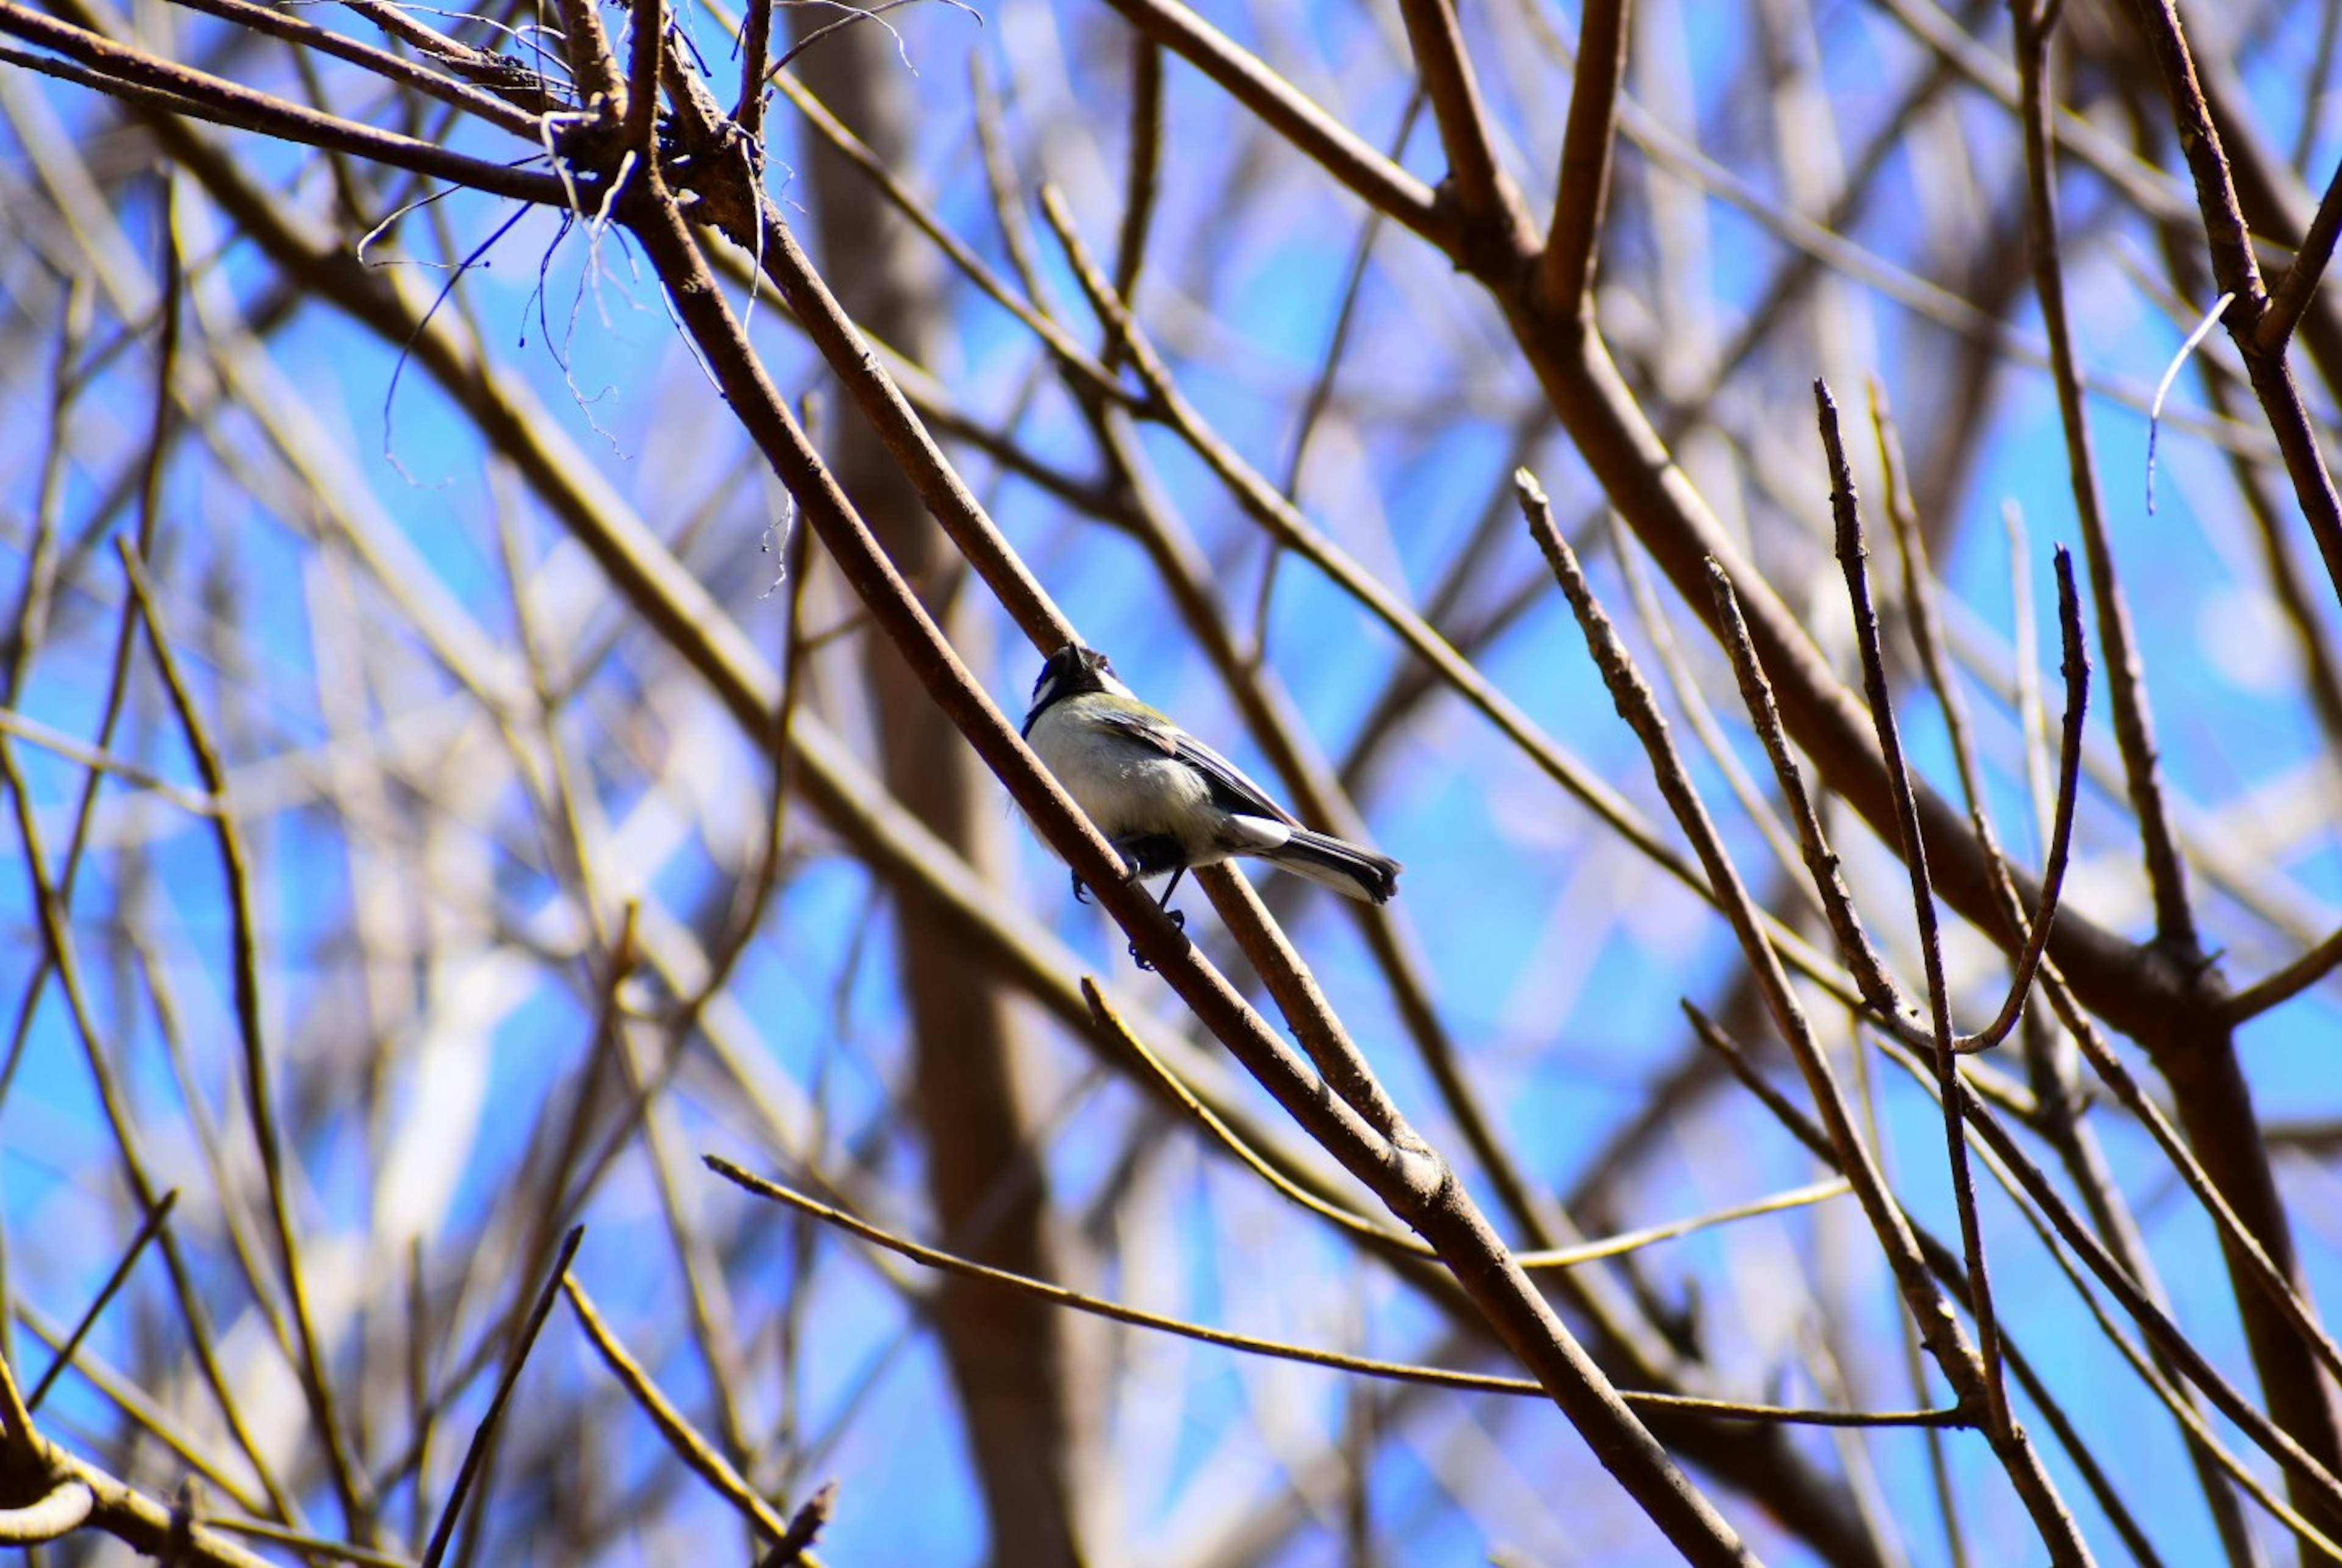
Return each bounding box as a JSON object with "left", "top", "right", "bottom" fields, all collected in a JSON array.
[{"left": 1259, "top": 829, "right": 1401, "bottom": 904}]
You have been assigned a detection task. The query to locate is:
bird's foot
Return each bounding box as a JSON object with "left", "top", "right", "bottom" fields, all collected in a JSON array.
[{"left": 1128, "top": 907, "right": 1188, "bottom": 971}]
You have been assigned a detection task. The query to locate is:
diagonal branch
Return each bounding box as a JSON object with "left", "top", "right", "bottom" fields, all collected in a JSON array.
[
  {"left": 2259, "top": 150, "right": 2342, "bottom": 351},
  {"left": 0, "top": 0, "right": 570, "bottom": 205},
  {"left": 1098, "top": 0, "right": 1449, "bottom": 246},
  {"left": 1392, "top": 0, "right": 1535, "bottom": 273},
  {"left": 2118, "top": 0, "right": 2342, "bottom": 615}
]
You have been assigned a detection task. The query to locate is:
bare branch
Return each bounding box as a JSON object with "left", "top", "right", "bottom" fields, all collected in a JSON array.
[
  {"left": 420, "top": 1226, "right": 585, "bottom": 1568},
  {"left": 1541, "top": 0, "right": 1628, "bottom": 309},
  {"left": 2260, "top": 151, "right": 2342, "bottom": 351},
  {"left": 0, "top": 0, "right": 571, "bottom": 204}
]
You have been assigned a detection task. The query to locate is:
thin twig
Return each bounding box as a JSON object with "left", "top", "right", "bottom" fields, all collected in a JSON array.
[
  {"left": 965, "top": 54, "right": 1053, "bottom": 313},
  {"left": 2011, "top": 0, "right": 2197, "bottom": 956},
  {"left": 2221, "top": 923, "right": 2342, "bottom": 1025},
  {"left": 1705, "top": 560, "right": 1916, "bottom": 1028},
  {"left": 0, "top": 706, "right": 216, "bottom": 816},
  {"left": 1278, "top": 88, "right": 1421, "bottom": 506},
  {"left": 1105, "top": 34, "right": 1161, "bottom": 371},
  {"left": 1081, "top": 981, "right": 1434, "bottom": 1258},
  {"left": 754, "top": 1483, "right": 836, "bottom": 1568},
  {"left": 1611, "top": 523, "right": 1812, "bottom": 916},
  {"left": 418, "top": 1226, "right": 584, "bottom": 1568},
  {"left": 1513, "top": 1180, "right": 1852, "bottom": 1269},
  {"left": 2260, "top": 152, "right": 2342, "bottom": 351},
  {"left": 1868, "top": 387, "right": 2087, "bottom": 1054},
  {"left": 118, "top": 542, "right": 372, "bottom": 1533},
  {"left": 1817, "top": 381, "right": 2011, "bottom": 1436},
  {"left": 560, "top": 1273, "right": 796, "bottom": 1542},
  {"left": 708, "top": 1158, "right": 1954, "bottom": 1431},
  {"left": 712, "top": 1155, "right": 1540, "bottom": 1398},
  {"left": 1952, "top": 550, "right": 2086, "bottom": 1055},
  {"left": 26, "top": 1189, "right": 176, "bottom": 1411}
]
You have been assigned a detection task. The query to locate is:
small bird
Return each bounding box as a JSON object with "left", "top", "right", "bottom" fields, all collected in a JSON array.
[{"left": 1020, "top": 644, "right": 1401, "bottom": 923}]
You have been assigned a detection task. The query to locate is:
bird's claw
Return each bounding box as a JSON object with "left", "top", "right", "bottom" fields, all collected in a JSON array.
[{"left": 1128, "top": 906, "right": 1188, "bottom": 971}]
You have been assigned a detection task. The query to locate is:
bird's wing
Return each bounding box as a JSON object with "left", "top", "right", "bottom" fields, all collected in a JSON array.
[{"left": 1091, "top": 709, "right": 1302, "bottom": 827}]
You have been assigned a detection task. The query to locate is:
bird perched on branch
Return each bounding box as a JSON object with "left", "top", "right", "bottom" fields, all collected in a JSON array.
[{"left": 1020, "top": 644, "right": 1402, "bottom": 929}]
